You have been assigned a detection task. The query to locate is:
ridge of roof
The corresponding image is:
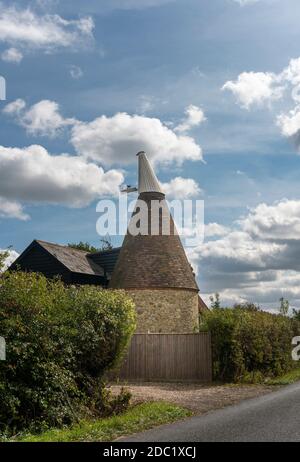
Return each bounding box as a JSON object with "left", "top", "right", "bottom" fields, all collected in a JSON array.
[{"left": 35, "top": 240, "right": 104, "bottom": 276}]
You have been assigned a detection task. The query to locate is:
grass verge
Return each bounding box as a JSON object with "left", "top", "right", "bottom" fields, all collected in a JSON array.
[
  {"left": 265, "top": 367, "right": 300, "bottom": 386},
  {"left": 14, "top": 402, "right": 192, "bottom": 442}
]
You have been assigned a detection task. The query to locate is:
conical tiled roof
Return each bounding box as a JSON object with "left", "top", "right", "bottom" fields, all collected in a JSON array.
[{"left": 110, "top": 153, "right": 199, "bottom": 291}]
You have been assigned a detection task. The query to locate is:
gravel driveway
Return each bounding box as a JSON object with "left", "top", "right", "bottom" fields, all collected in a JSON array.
[{"left": 111, "top": 382, "right": 277, "bottom": 414}]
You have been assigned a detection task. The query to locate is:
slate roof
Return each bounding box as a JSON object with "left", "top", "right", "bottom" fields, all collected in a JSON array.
[
  {"left": 35, "top": 240, "right": 105, "bottom": 276},
  {"left": 89, "top": 247, "right": 121, "bottom": 277}
]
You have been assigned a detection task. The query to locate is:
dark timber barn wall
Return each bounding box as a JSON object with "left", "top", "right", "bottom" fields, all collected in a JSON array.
[
  {"left": 11, "top": 244, "right": 72, "bottom": 282},
  {"left": 9, "top": 240, "right": 110, "bottom": 286}
]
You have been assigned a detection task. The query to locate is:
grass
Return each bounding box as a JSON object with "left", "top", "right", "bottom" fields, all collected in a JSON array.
[
  {"left": 265, "top": 367, "right": 300, "bottom": 386},
  {"left": 14, "top": 402, "right": 192, "bottom": 443}
]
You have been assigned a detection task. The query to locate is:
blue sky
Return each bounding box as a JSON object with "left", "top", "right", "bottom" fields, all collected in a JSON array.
[{"left": 2, "top": 0, "right": 300, "bottom": 308}]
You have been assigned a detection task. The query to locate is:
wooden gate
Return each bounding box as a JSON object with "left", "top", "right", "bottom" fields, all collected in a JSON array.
[{"left": 114, "top": 333, "right": 212, "bottom": 382}]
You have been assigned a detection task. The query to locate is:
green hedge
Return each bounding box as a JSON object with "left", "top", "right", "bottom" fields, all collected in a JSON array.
[
  {"left": 0, "top": 271, "right": 136, "bottom": 435},
  {"left": 201, "top": 306, "right": 300, "bottom": 383}
]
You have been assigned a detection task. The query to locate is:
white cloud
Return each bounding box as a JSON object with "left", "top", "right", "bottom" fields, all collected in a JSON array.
[
  {"left": 200, "top": 230, "right": 285, "bottom": 271},
  {"left": 222, "top": 72, "right": 283, "bottom": 109},
  {"left": 0, "top": 6, "right": 94, "bottom": 57},
  {"left": 190, "top": 199, "right": 300, "bottom": 308},
  {"left": 277, "top": 106, "right": 300, "bottom": 139},
  {"left": 0, "top": 197, "right": 29, "bottom": 220},
  {"left": 4, "top": 98, "right": 26, "bottom": 115},
  {"left": 161, "top": 177, "right": 202, "bottom": 199},
  {"left": 281, "top": 57, "right": 300, "bottom": 87},
  {"left": 1, "top": 47, "right": 23, "bottom": 63},
  {"left": 205, "top": 223, "right": 230, "bottom": 237},
  {"left": 222, "top": 56, "right": 300, "bottom": 150},
  {"left": 175, "top": 105, "right": 206, "bottom": 133},
  {"left": 69, "top": 65, "right": 83, "bottom": 79},
  {"left": 71, "top": 112, "right": 203, "bottom": 167},
  {"left": 241, "top": 199, "right": 300, "bottom": 240},
  {"left": 4, "top": 100, "right": 204, "bottom": 166},
  {"left": 4, "top": 99, "right": 77, "bottom": 137},
  {"left": 0, "top": 145, "right": 124, "bottom": 215}
]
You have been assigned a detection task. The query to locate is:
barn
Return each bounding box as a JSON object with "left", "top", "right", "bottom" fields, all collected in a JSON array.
[{"left": 10, "top": 240, "right": 120, "bottom": 287}]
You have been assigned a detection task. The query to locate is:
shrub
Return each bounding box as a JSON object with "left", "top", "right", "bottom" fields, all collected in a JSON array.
[
  {"left": 201, "top": 305, "right": 300, "bottom": 382},
  {"left": 0, "top": 271, "right": 136, "bottom": 435}
]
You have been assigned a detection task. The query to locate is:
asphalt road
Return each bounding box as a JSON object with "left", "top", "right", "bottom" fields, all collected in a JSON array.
[{"left": 122, "top": 382, "right": 300, "bottom": 442}]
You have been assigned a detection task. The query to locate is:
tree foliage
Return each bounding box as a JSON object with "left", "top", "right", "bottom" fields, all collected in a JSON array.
[
  {"left": 68, "top": 238, "right": 113, "bottom": 253},
  {"left": 68, "top": 241, "right": 101, "bottom": 253},
  {"left": 0, "top": 271, "right": 136, "bottom": 435},
  {"left": 279, "top": 297, "right": 289, "bottom": 316},
  {"left": 201, "top": 305, "right": 300, "bottom": 383},
  {"left": 209, "top": 292, "right": 221, "bottom": 309},
  {"left": 0, "top": 250, "right": 9, "bottom": 272}
]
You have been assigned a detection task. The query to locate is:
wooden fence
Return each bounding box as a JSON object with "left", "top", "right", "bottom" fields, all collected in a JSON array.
[{"left": 113, "top": 333, "right": 212, "bottom": 382}]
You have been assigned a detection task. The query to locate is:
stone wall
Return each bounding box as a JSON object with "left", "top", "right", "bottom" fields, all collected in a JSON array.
[{"left": 126, "top": 288, "right": 199, "bottom": 333}]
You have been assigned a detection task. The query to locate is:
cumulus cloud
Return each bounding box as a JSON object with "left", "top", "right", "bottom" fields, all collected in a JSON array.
[
  {"left": 71, "top": 112, "right": 203, "bottom": 167},
  {"left": 175, "top": 105, "right": 206, "bottom": 133},
  {"left": 4, "top": 100, "right": 204, "bottom": 165},
  {"left": 222, "top": 57, "right": 300, "bottom": 150},
  {"left": 0, "top": 6, "right": 94, "bottom": 58},
  {"left": 3, "top": 98, "right": 26, "bottom": 115},
  {"left": 191, "top": 199, "right": 300, "bottom": 308},
  {"left": 205, "top": 223, "right": 230, "bottom": 238},
  {"left": 222, "top": 72, "right": 283, "bottom": 109},
  {"left": 277, "top": 107, "right": 300, "bottom": 139},
  {"left": 241, "top": 199, "right": 300, "bottom": 240},
  {"left": 0, "top": 197, "right": 29, "bottom": 220},
  {"left": 161, "top": 177, "right": 202, "bottom": 199},
  {"left": 0, "top": 145, "right": 124, "bottom": 216},
  {"left": 1, "top": 47, "right": 23, "bottom": 63},
  {"left": 281, "top": 57, "right": 300, "bottom": 87},
  {"left": 4, "top": 99, "right": 77, "bottom": 137}
]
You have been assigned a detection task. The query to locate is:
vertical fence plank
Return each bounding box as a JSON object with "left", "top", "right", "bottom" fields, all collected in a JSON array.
[{"left": 117, "top": 333, "right": 212, "bottom": 382}]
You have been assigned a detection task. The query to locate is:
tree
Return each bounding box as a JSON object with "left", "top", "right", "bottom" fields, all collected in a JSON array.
[
  {"left": 68, "top": 237, "right": 113, "bottom": 253},
  {"left": 68, "top": 241, "right": 100, "bottom": 253},
  {"left": 279, "top": 297, "right": 289, "bottom": 316},
  {"left": 0, "top": 271, "right": 136, "bottom": 434},
  {"left": 210, "top": 292, "right": 221, "bottom": 309},
  {"left": 233, "top": 302, "right": 260, "bottom": 312},
  {"left": 99, "top": 236, "right": 113, "bottom": 251},
  {"left": 293, "top": 308, "right": 300, "bottom": 321},
  {"left": 0, "top": 249, "right": 9, "bottom": 272}
]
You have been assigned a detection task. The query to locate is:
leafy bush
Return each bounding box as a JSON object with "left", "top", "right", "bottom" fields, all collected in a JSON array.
[
  {"left": 0, "top": 271, "right": 136, "bottom": 435},
  {"left": 201, "top": 305, "right": 300, "bottom": 382}
]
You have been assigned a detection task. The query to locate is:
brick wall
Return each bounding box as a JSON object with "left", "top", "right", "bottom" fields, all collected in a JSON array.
[{"left": 126, "top": 288, "right": 199, "bottom": 333}]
